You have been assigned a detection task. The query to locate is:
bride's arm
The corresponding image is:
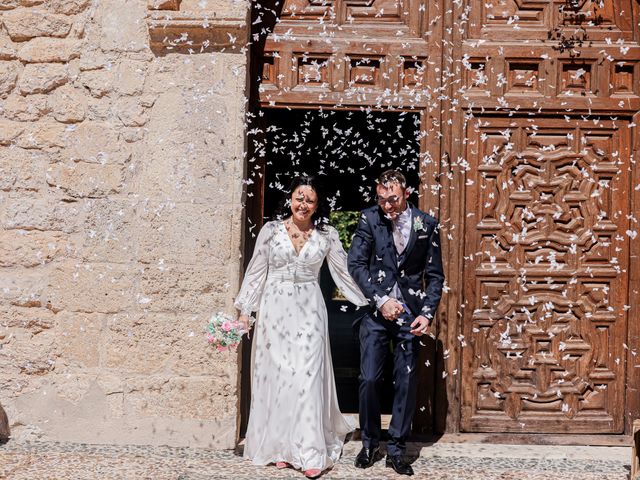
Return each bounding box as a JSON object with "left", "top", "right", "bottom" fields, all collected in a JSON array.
[
  {"left": 234, "top": 222, "right": 273, "bottom": 318},
  {"left": 326, "top": 226, "right": 369, "bottom": 307}
]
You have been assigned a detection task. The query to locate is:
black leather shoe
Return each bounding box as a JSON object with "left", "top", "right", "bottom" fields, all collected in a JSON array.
[
  {"left": 354, "top": 446, "right": 380, "bottom": 468},
  {"left": 386, "top": 455, "right": 414, "bottom": 476}
]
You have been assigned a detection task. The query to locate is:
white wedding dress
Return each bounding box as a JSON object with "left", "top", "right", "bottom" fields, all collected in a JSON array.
[{"left": 235, "top": 220, "right": 368, "bottom": 471}]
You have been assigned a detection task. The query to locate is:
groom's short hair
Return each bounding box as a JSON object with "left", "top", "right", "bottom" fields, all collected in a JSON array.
[{"left": 377, "top": 170, "right": 406, "bottom": 189}]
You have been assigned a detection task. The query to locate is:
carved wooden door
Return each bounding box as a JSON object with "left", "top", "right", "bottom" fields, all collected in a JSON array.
[{"left": 451, "top": 0, "right": 640, "bottom": 433}]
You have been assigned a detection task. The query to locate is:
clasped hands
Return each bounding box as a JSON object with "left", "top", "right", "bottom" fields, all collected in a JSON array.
[{"left": 380, "top": 298, "right": 433, "bottom": 337}]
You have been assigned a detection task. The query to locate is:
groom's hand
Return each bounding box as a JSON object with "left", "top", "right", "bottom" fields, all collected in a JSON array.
[
  {"left": 410, "top": 315, "right": 433, "bottom": 337},
  {"left": 380, "top": 298, "right": 404, "bottom": 321}
]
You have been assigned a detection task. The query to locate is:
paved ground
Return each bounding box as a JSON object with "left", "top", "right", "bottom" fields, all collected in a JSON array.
[{"left": 0, "top": 438, "right": 632, "bottom": 479}]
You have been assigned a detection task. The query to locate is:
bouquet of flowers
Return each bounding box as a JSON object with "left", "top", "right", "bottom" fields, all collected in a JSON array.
[{"left": 206, "top": 312, "right": 248, "bottom": 352}]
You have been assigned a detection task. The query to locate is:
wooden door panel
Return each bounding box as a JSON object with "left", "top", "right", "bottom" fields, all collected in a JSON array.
[
  {"left": 469, "top": 0, "right": 636, "bottom": 41},
  {"left": 257, "top": 0, "right": 441, "bottom": 109},
  {"left": 460, "top": 117, "right": 630, "bottom": 433}
]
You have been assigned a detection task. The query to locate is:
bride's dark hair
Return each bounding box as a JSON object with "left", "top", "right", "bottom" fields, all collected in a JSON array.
[{"left": 274, "top": 175, "right": 331, "bottom": 232}]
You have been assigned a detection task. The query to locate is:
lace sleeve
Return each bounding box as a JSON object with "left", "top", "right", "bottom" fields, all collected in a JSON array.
[
  {"left": 326, "top": 226, "right": 369, "bottom": 307},
  {"left": 234, "top": 222, "right": 273, "bottom": 315}
]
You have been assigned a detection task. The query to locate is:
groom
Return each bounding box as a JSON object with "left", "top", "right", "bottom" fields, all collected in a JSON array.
[{"left": 348, "top": 169, "right": 444, "bottom": 476}]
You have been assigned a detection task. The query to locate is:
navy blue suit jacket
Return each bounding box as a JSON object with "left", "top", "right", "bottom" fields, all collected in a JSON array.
[{"left": 347, "top": 203, "right": 445, "bottom": 324}]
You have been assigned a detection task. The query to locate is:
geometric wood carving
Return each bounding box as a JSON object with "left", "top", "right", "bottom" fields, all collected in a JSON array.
[{"left": 461, "top": 117, "right": 630, "bottom": 433}]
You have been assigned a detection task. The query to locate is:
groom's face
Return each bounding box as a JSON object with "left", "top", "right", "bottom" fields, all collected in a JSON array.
[{"left": 376, "top": 181, "right": 409, "bottom": 220}]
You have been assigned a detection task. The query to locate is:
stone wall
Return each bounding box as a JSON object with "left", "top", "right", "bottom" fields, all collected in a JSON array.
[{"left": 0, "top": 0, "right": 249, "bottom": 448}]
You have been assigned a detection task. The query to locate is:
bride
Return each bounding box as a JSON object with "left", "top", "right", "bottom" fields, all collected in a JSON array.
[{"left": 235, "top": 176, "right": 368, "bottom": 478}]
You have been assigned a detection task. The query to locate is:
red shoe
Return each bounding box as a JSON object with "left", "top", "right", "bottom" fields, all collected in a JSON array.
[
  {"left": 304, "top": 469, "right": 322, "bottom": 478},
  {"left": 275, "top": 462, "right": 290, "bottom": 469}
]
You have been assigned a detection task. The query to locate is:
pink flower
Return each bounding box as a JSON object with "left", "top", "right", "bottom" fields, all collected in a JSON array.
[
  {"left": 206, "top": 333, "right": 215, "bottom": 343},
  {"left": 221, "top": 321, "right": 232, "bottom": 332}
]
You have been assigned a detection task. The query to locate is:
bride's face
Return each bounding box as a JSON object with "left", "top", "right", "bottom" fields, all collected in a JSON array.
[{"left": 290, "top": 186, "right": 318, "bottom": 224}]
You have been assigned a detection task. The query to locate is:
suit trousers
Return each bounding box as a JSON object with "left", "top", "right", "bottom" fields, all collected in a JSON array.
[{"left": 358, "top": 310, "right": 420, "bottom": 457}]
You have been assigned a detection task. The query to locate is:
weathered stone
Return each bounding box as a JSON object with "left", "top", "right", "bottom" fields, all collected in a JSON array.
[
  {"left": 17, "top": 121, "right": 66, "bottom": 149},
  {"left": 139, "top": 265, "right": 230, "bottom": 314},
  {"left": 45, "top": 262, "right": 137, "bottom": 314},
  {"left": 3, "top": 10, "right": 73, "bottom": 41},
  {"left": 0, "top": 147, "right": 48, "bottom": 192},
  {"left": 2, "top": 93, "right": 49, "bottom": 121},
  {"left": 114, "top": 60, "right": 146, "bottom": 95},
  {"left": 0, "top": 119, "right": 24, "bottom": 145},
  {"left": 124, "top": 375, "right": 236, "bottom": 419},
  {"left": 17, "top": 38, "right": 81, "bottom": 63},
  {"left": 99, "top": 0, "right": 147, "bottom": 52},
  {"left": 0, "top": 61, "right": 19, "bottom": 96},
  {"left": 1, "top": 194, "right": 85, "bottom": 233},
  {"left": 0, "top": 33, "right": 17, "bottom": 60},
  {"left": 147, "top": 0, "right": 181, "bottom": 10},
  {"left": 48, "top": 85, "right": 86, "bottom": 123},
  {"left": 114, "top": 97, "right": 148, "bottom": 127},
  {"left": 49, "top": 0, "right": 90, "bottom": 14},
  {"left": 47, "top": 162, "right": 123, "bottom": 197},
  {"left": 0, "top": 305, "right": 55, "bottom": 332},
  {"left": 66, "top": 122, "right": 129, "bottom": 164},
  {"left": 0, "top": 0, "right": 19, "bottom": 9},
  {"left": 78, "top": 69, "right": 112, "bottom": 97},
  {"left": 79, "top": 199, "right": 138, "bottom": 264},
  {"left": 78, "top": 50, "right": 109, "bottom": 71},
  {"left": 54, "top": 313, "right": 104, "bottom": 369},
  {"left": 0, "top": 325, "right": 56, "bottom": 376},
  {"left": 0, "top": 230, "right": 69, "bottom": 267},
  {"left": 104, "top": 313, "right": 177, "bottom": 374},
  {"left": 137, "top": 203, "right": 233, "bottom": 265},
  {"left": 18, "top": 64, "right": 68, "bottom": 95}
]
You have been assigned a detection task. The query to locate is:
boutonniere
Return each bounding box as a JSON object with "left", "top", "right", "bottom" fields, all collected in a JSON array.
[{"left": 413, "top": 217, "right": 424, "bottom": 232}]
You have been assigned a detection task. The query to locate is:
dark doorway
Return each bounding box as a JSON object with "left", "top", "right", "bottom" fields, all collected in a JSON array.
[{"left": 241, "top": 108, "right": 423, "bottom": 425}]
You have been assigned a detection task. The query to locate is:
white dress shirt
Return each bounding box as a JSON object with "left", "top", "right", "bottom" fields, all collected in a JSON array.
[{"left": 376, "top": 207, "right": 411, "bottom": 309}]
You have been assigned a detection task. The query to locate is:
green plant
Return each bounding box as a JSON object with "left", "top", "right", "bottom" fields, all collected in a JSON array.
[{"left": 330, "top": 211, "right": 360, "bottom": 250}]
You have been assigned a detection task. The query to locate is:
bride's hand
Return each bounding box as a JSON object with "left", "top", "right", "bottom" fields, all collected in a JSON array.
[{"left": 238, "top": 314, "right": 251, "bottom": 333}]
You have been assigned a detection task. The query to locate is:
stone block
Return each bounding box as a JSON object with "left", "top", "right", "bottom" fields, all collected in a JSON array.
[
  {"left": 0, "top": 305, "right": 55, "bottom": 332},
  {"left": 17, "top": 38, "right": 81, "bottom": 63},
  {"left": 0, "top": 327, "right": 56, "bottom": 376},
  {"left": 45, "top": 262, "right": 137, "bottom": 314},
  {"left": 0, "top": 193, "right": 85, "bottom": 233},
  {"left": 47, "top": 162, "right": 124, "bottom": 198},
  {"left": 0, "top": 229, "right": 71, "bottom": 267},
  {"left": 2, "top": 93, "right": 49, "bottom": 121},
  {"left": 0, "top": 1, "right": 18, "bottom": 10},
  {"left": 139, "top": 265, "right": 230, "bottom": 314},
  {"left": 124, "top": 375, "right": 237, "bottom": 419},
  {"left": 0, "top": 119, "right": 24, "bottom": 145},
  {"left": 66, "top": 121, "right": 129, "bottom": 164},
  {"left": 54, "top": 312, "right": 104, "bottom": 369},
  {"left": 114, "top": 97, "right": 148, "bottom": 127},
  {"left": 48, "top": 85, "right": 87, "bottom": 123},
  {"left": 79, "top": 199, "right": 138, "bottom": 264},
  {"left": 18, "top": 63, "right": 68, "bottom": 95},
  {"left": 99, "top": 0, "right": 147, "bottom": 52},
  {"left": 78, "top": 69, "right": 113, "bottom": 97},
  {"left": 0, "top": 147, "right": 49, "bottom": 192},
  {"left": 3, "top": 10, "right": 73, "bottom": 42},
  {"left": 0, "top": 60, "right": 19, "bottom": 96},
  {"left": 104, "top": 313, "right": 178, "bottom": 374},
  {"left": 114, "top": 59, "right": 147, "bottom": 96},
  {"left": 136, "top": 202, "right": 234, "bottom": 265},
  {"left": 17, "top": 121, "right": 67, "bottom": 150},
  {"left": 48, "top": 0, "right": 90, "bottom": 14},
  {"left": 0, "top": 33, "right": 17, "bottom": 60},
  {"left": 78, "top": 50, "right": 110, "bottom": 71},
  {"left": 147, "top": 0, "right": 180, "bottom": 10}
]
